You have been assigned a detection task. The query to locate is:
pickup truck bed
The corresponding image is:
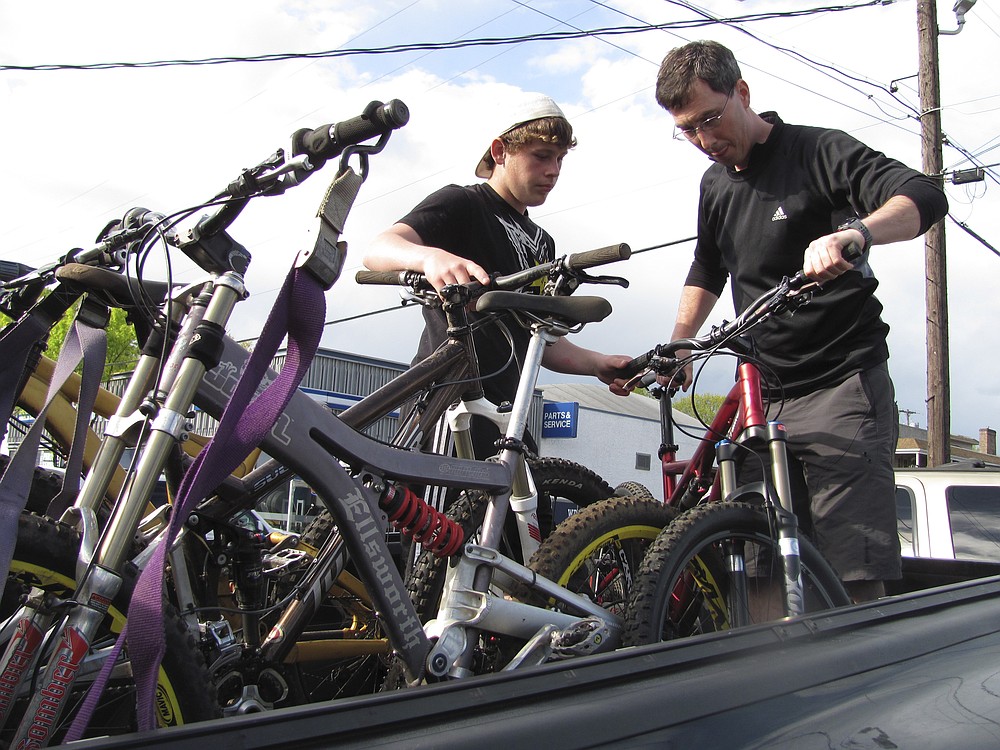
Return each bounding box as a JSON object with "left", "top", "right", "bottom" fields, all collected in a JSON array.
[{"left": 73, "top": 563, "right": 1000, "bottom": 750}]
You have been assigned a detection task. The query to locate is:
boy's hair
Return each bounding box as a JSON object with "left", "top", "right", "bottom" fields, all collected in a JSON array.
[
  {"left": 480, "top": 116, "right": 576, "bottom": 174},
  {"left": 655, "top": 40, "right": 742, "bottom": 112}
]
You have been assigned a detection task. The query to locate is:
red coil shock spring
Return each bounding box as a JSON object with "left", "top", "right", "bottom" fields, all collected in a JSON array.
[{"left": 378, "top": 484, "right": 465, "bottom": 557}]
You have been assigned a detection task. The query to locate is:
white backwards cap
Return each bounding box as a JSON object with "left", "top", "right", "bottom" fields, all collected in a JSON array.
[{"left": 474, "top": 94, "right": 568, "bottom": 178}]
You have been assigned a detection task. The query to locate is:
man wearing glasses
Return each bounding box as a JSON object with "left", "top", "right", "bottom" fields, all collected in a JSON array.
[{"left": 655, "top": 40, "right": 948, "bottom": 602}]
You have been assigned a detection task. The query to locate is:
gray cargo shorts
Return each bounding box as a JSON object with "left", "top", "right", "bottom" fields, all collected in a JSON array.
[{"left": 738, "top": 363, "right": 902, "bottom": 582}]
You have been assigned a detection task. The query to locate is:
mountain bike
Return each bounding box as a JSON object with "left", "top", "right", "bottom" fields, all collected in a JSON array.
[
  {"left": 618, "top": 261, "right": 855, "bottom": 646},
  {"left": 357, "top": 269, "right": 676, "bottom": 683},
  {"left": 0, "top": 101, "right": 640, "bottom": 745},
  {"left": 0, "top": 99, "right": 420, "bottom": 745},
  {"left": 1, "top": 244, "right": 620, "bottom": 722}
]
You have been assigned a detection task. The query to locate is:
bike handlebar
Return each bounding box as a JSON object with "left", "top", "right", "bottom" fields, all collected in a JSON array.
[
  {"left": 291, "top": 100, "right": 410, "bottom": 163},
  {"left": 354, "top": 243, "right": 631, "bottom": 295},
  {"left": 624, "top": 242, "right": 863, "bottom": 377}
]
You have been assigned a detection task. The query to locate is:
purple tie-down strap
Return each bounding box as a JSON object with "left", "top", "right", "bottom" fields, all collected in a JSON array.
[
  {"left": 0, "top": 310, "right": 52, "bottom": 445},
  {"left": 65, "top": 265, "right": 325, "bottom": 739},
  {"left": 0, "top": 320, "right": 106, "bottom": 603}
]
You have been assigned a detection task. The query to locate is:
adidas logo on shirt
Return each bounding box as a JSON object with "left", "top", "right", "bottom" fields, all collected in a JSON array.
[{"left": 771, "top": 207, "right": 788, "bottom": 222}]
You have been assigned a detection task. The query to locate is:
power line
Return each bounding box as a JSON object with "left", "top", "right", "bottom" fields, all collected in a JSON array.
[{"left": 0, "top": 2, "right": 888, "bottom": 73}]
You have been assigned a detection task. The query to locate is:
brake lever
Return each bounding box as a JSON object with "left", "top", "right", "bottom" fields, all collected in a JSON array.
[{"left": 577, "top": 271, "right": 630, "bottom": 288}]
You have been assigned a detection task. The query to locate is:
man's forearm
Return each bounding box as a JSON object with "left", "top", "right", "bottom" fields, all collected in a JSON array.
[{"left": 672, "top": 285, "right": 720, "bottom": 339}]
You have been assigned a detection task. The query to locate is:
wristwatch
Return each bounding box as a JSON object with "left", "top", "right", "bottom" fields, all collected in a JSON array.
[{"left": 837, "top": 217, "right": 873, "bottom": 254}]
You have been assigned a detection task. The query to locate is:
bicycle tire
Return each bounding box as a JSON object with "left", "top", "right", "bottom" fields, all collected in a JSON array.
[
  {"left": 1, "top": 512, "right": 219, "bottom": 744},
  {"left": 0, "top": 454, "right": 65, "bottom": 516},
  {"left": 525, "top": 496, "right": 677, "bottom": 617},
  {"left": 612, "top": 480, "right": 657, "bottom": 502},
  {"left": 623, "top": 502, "right": 851, "bottom": 646},
  {"left": 526, "top": 456, "right": 615, "bottom": 538}
]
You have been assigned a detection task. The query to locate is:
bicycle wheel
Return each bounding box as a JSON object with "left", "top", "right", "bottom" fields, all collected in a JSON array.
[
  {"left": 1, "top": 512, "right": 219, "bottom": 744},
  {"left": 623, "top": 502, "right": 850, "bottom": 646},
  {"left": 525, "top": 496, "right": 677, "bottom": 617}
]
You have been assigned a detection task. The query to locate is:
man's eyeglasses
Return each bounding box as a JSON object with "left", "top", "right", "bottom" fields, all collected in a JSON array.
[{"left": 672, "top": 89, "right": 733, "bottom": 141}]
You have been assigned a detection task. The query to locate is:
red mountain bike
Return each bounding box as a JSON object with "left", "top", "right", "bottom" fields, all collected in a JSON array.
[{"left": 620, "top": 261, "right": 856, "bottom": 643}]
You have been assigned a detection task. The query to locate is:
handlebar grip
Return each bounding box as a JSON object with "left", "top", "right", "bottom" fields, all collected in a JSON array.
[
  {"left": 0, "top": 260, "right": 37, "bottom": 283},
  {"left": 355, "top": 270, "right": 409, "bottom": 286},
  {"left": 293, "top": 100, "right": 410, "bottom": 161},
  {"left": 623, "top": 350, "right": 654, "bottom": 376},
  {"left": 842, "top": 241, "right": 862, "bottom": 262},
  {"left": 789, "top": 241, "right": 865, "bottom": 289},
  {"left": 565, "top": 243, "right": 631, "bottom": 270}
]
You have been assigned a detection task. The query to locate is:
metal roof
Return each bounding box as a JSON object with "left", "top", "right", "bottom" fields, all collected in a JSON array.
[{"left": 538, "top": 383, "right": 702, "bottom": 428}]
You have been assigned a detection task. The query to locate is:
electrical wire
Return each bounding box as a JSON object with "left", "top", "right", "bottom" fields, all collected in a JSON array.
[{"left": 0, "top": 2, "right": 890, "bottom": 73}]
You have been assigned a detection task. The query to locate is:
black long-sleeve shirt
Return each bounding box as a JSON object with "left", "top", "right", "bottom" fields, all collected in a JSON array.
[{"left": 686, "top": 113, "right": 948, "bottom": 396}]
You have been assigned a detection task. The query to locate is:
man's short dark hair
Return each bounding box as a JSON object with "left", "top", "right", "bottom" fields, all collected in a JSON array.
[{"left": 655, "top": 40, "right": 742, "bottom": 112}]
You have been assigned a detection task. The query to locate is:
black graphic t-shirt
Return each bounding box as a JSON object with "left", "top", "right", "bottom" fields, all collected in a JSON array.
[{"left": 398, "top": 183, "right": 555, "bottom": 406}]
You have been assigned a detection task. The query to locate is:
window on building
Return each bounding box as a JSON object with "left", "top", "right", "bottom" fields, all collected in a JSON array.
[
  {"left": 635, "top": 453, "right": 651, "bottom": 471},
  {"left": 947, "top": 486, "right": 1000, "bottom": 560}
]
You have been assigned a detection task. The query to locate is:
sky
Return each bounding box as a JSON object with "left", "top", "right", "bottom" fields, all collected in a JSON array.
[{"left": 2, "top": 0, "right": 998, "bottom": 442}]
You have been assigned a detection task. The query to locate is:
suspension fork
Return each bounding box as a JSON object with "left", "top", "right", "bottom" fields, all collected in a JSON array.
[
  {"left": 7, "top": 275, "right": 245, "bottom": 748},
  {"left": 766, "top": 421, "right": 805, "bottom": 617}
]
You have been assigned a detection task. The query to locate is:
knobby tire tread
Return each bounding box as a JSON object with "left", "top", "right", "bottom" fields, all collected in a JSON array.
[{"left": 522, "top": 496, "right": 677, "bottom": 612}]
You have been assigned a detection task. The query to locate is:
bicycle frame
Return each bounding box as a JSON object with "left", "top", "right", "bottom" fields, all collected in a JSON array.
[{"left": 658, "top": 361, "right": 767, "bottom": 506}]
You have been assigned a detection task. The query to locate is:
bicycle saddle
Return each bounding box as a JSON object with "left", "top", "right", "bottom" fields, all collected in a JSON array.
[{"left": 476, "top": 291, "right": 612, "bottom": 325}]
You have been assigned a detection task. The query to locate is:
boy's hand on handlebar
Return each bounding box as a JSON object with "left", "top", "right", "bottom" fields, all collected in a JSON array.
[
  {"left": 423, "top": 249, "right": 491, "bottom": 291},
  {"left": 599, "top": 355, "right": 636, "bottom": 397},
  {"left": 802, "top": 232, "right": 859, "bottom": 283}
]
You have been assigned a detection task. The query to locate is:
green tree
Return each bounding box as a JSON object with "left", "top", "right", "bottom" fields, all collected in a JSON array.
[
  {"left": 673, "top": 392, "right": 726, "bottom": 423},
  {"left": 41, "top": 304, "right": 140, "bottom": 382}
]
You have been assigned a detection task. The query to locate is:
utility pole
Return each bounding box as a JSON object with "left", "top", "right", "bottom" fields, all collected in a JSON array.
[{"left": 917, "top": 0, "right": 951, "bottom": 465}]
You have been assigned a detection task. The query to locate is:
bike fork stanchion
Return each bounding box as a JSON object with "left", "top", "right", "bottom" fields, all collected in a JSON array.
[
  {"left": 716, "top": 440, "right": 751, "bottom": 628},
  {"left": 766, "top": 421, "right": 805, "bottom": 617}
]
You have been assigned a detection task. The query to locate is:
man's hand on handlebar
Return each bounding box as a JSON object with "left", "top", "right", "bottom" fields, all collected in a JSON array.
[{"left": 802, "top": 231, "right": 860, "bottom": 283}]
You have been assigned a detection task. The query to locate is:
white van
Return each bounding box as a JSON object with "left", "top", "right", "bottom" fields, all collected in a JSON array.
[{"left": 895, "top": 462, "right": 1000, "bottom": 561}]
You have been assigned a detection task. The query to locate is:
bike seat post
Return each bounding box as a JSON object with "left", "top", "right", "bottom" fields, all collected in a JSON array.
[{"left": 474, "top": 322, "right": 555, "bottom": 580}]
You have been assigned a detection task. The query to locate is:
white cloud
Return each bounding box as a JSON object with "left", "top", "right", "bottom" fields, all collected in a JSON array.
[{"left": 2, "top": 0, "right": 997, "bottom": 439}]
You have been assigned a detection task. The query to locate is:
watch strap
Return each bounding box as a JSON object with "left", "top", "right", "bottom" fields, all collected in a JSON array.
[{"left": 837, "top": 217, "right": 873, "bottom": 253}]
